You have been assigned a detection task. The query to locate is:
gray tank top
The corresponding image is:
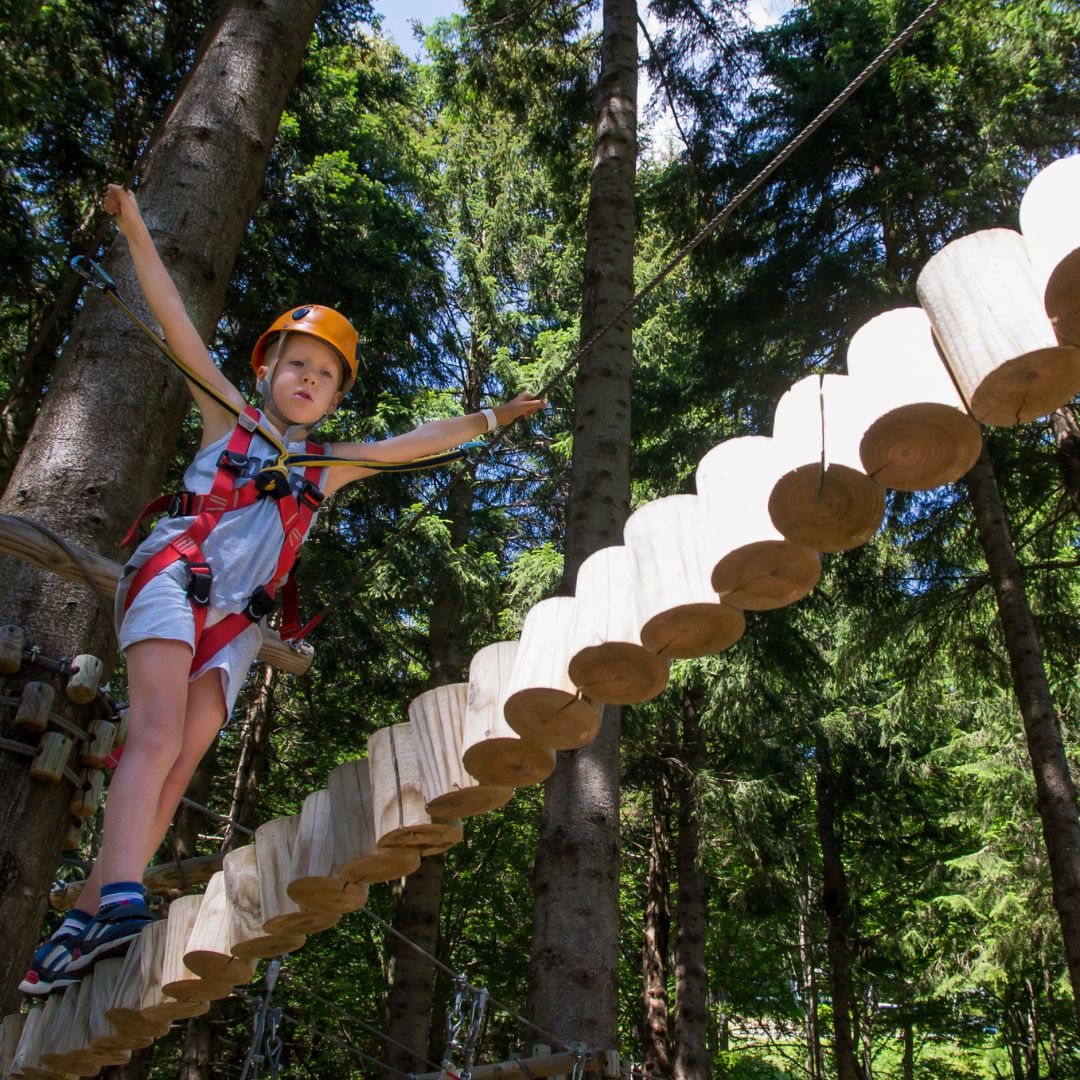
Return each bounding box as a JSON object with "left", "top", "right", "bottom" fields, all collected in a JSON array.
[{"left": 125, "top": 411, "right": 329, "bottom": 610}]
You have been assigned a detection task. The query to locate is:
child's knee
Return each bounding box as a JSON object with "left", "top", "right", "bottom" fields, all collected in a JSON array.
[{"left": 124, "top": 707, "right": 185, "bottom": 767}]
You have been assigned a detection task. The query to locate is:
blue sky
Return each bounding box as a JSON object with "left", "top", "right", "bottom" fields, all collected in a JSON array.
[{"left": 373, "top": 1, "right": 462, "bottom": 56}]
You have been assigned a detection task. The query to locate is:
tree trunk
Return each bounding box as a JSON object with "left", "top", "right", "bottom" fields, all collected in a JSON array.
[
  {"left": 224, "top": 665, "right": 279, "bottom": 852},
  {"left": 382, "top": 472, "right": 475, "bottom": 1080},
  {"left": 641, "top": 767, "right": 672, "bottom": 1078},
  {"left": 172, "top": 738, "right": 220, "bottom": 863},
  {"left": 797, "top": 864, "right": 824, "bottom": 1080},
  {"left": 965, "top": 444, "right": 1080, "bottom": 1025},
  {"left": 0, "top": 0, "right": 323, "bottom": 1008},
  {"left": 177, "top": 1003, "right": 218, "bottom": 1080},
  {"left": 815, "top": 731, "right": 866, "bottom": 1080},
  {"left": 673, "top": 692, "right": 710, "bottom": 1080},
  {"left": 901, "top": 1011, "right": 913, "bottom": 1080},
  {"left": 527, "top": 0, "right": 636, "bottom": 1050},
  {"left": 1050, "top": 405, "right": 1080, "bottom": 521}
]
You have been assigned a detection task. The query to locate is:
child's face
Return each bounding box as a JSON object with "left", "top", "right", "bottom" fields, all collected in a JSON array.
[{"left": 260, "top": 334, "right": 345, "bottom": 425}]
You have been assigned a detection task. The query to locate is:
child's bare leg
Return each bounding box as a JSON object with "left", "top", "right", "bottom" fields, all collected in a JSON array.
[
  {"left": 77, "top": 668, "right": 227, "bottom": 913},
  {"left": 93, "top": 639, "right": 193, "bottom": 888}
]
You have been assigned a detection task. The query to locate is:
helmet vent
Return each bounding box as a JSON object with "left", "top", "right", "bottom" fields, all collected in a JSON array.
[{"left": 292, "top": 307, "right": 311, "bottom": 320}]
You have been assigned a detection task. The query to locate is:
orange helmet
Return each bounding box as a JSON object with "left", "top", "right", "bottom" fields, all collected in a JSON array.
[{"left": 251, "top": 305, "right": 360, "bottom": 391}]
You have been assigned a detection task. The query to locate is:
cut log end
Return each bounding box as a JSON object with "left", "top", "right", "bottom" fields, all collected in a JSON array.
[
  {"left": 640, "top": 603, "right": 745, "bottom": 659},
  {"left": 769, "top": 464, "right": 885, "bottom": 552},
  {"left": 567, "top": 643, "right": 670, "bottom": 705},
  {"left": 286, "top": 876, "right": 367, "bottom": 914},
  {"left": 261, "top": 910, "right": 339, "bottom": 936},
  {"left": 160, "top": 977, "right": 233, "bottom": 1003},
  {"left": 181, "top": 949, "right": 255, "bottom": 986},
  {"left": 860, "top": 403, "right": 983, "bottom": 491},
  {"left": 230, "top": 934, "right": 306, "bottom": 963},
  {"left": 968, "top": 344, "right": 1080, "bottom": 425},
  {"left": 337, "top": 849, "right": 421, "bottom": 884},
  {"left": 426, "top": 783, "right": 514, "bottom": 818},
  {"left": 1046, "top": 253, "right": 1080, "bottom": 345},
  {"left": 377, "top": 820, "right": 459, "bottom": 850},
  {"left": 711, "top": 540, "right": 821, "bottom": 610},
  {"left": 462, "top": 739, "right": 555, "bottom": 787},
  {"left": 504, "top": 688, "right": 602, "bottom": 751}
]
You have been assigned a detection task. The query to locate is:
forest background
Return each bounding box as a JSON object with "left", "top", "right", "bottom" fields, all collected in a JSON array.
[{"left": 0, "top": 0, "right": 1079, "bottom": 1078}]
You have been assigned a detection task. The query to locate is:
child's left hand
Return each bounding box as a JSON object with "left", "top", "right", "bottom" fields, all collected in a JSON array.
[{"left": 494, "top": 391, "right": 547, "bottom": 426}]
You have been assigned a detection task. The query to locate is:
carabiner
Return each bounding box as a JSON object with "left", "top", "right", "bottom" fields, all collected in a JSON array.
[{"left": 70, "top": 255, "right": 118, "bottom": 294}]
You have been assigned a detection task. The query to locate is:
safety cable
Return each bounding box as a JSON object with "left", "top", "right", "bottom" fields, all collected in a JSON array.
[
  {"left": 295, "top": 0, "right": 948, "bottom": 632},
  {"left": 233, "top": 986, "right": 415, "bottom": 1078},
  {"left": 277, "top": 971, "right": 446, "bottom": 1073},
  {"left": 178, "top": 795, "right": 255, "bottom": 837},
  {"left": 359, "top": 906, "right": 574, "bottom": 1053}
]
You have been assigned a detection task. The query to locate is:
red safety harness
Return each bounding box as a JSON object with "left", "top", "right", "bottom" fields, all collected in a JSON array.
[{"left": 120, "top": 406, "right": 326, "bottom": 671}]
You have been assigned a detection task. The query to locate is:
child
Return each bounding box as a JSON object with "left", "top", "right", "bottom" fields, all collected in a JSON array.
[{"left": 19, "top": 184, "right": 544, "bottom": 994}]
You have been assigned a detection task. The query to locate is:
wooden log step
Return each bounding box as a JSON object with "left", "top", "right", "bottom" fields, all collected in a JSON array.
[
  {"left": 69, "top": 769, "right": 105, "bottom": 818},
  {"left": 2, "top": 1012, "right": 27, "bottom": 1077},
  {"left": 916, "top": 228, "right": 1080, "bottom": 424},
  {"left": 503, "top": 598, "right": 602, "bottom": 751},
  {"left": 846, "top": 307, "right": 982, "bottom": 490},
  {"left": 222, "top": 844, "right": 306, "bottom": 963},
  {"left": 369, "top": 724, "right": 462, "bottom": 850},
  {"left": 463, "top": 642, "right": 556, "bottom": 787},
  {"left": 255, "top": 817, "right": 340, "bottom": 936},
  {"left": 1020, "top": 154, "right": 1080, "bottom": 345},
  {"left": 160, "top": 895, "right": 234, "bottom": 1003},
  {"left": 39, "top": 978, "right": 98, "bottom": 1074},
  {"left": 65, "top": 655, "right": 103, "bottom": 705},
  {"left": 769, "top": 374, "right": 886, "bottom": 552},
  {"left": 567, "top": 547, "right": 670, "bottom": 705},
  {"left": 410, "top": 684, "right": 514, "bottom": 817},
  {"left": 183, "top": 871, "right": 257, "bottom": 985},
  {"left": 104, "top": 935, "right": 172, "bottom": 1040},
  {"left": 51, "top": 852, "right": 225, "bottom": 912},
  {"left": 14, "top": 682, "right": 55, "bottom": 734},
  {"left": 623, "top": 495, "right": 745, "bottom": 659},
  {"left": 0, "top": 514, "right": 312, "bottom": 675},
  {"left": 695, "top": 436, "right": 821, "bottom": 610},
  {"left": 287, "top": 789, "right": 369, "bottom": 914},
  {"left": 30, "top": 731, "right": 73, "bottom": 784},
  {"left": 79, "top": 719, "right": 117, "bottom": 770},
  {"left": 87, "top": 958, "right": 154, "bottom": 1053},
  {"left": 0, "top": 623, "right": 26, "bottom": 674},
  {"left": 10, "top": 997, "right": 57, "bottom": 1078},
  {"left": 327, "top": 759, "right": 422, "bottom": 883}
]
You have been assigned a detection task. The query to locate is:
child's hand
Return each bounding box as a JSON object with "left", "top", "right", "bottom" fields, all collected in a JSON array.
[
  {"left": 103, "top": 183, "right": 142, "bottom": 236},
  {"left": 493, "top": 391, "right": 547, "bottom": 426}
]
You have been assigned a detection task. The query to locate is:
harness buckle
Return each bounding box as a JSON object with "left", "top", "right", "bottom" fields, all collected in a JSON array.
[
  {"left": 293, "top": 477, "right": 325, "bottom": 512},
  {"left": 218, "top": 449, "right": 250, "bottom": 474},
  {"left": 244, "top": 586, "right": 278, "bottom": 622},
  {"left": 167, "top": 493, "right": 191, "bottom": 517},
  {"left": 254, "top": 469, "right": 289, "bottom": 500},
  {"left": 186, "top": 562, "right": 213, "bottom": 607}
]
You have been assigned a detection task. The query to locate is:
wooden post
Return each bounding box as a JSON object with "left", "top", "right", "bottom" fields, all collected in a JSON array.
[
  {"left": 135, "top": 921, "right": 210, "bottom": 1025},
  {"left": 695, "top": 436, "right": 821, "bottom": 610},
  {"left": 326, "top": 758, "right": 422, "bottom": 883},
  {"left": 182, "top": 871, "right": 256, "bottom": 985},
  {"left": 87, "top": 958, "right": 153, "bottom": 1053},
  {"left": 410, "top": 683, "right": 515, "bottom": 817},
  {"left": 846, "top": 307, "right": 983, "bottom": 491},
  {"left": 462, "top": 642, "right": 557, "bottom": 787},
  {"left": 769, "top": 374, "right": 886, "bottom": 552},
  {"left": 567, "top": 547, "right": 670, "bottom": 704},
  {"left": 39, "top": 977, "right": 96, "bottom": 1073},
  {"left": 503, "top": 598, "right": 603, "bottom": 750},
  {"left": 623, "top": 495, "right": 745, "bottom": 658},
  {"left": 30, "top": 732, "right": 72, "bottom": 784},
  {"left": 0, "top": 624, "right": 25, "bottom": 674},
  {"left": 14, "top": 681, "right": 55, "bottom": 733},
  {"left": 222, "top": 843, "right": 306, "bottom": 962},
  {"left": 916, "top": 228, "right": 1080, "bottom": 424},
  {"left": 160, "top": 895, "right": 233, "bottom": 1003},
  {"left": 369, "top": 724, "right": 463, "bottom": 849},
  {"left": 79, "top": 719, "right": 116, "bottom": 769},
  {"left": 287, "top": 789, "right": 369, "bottom": 914},
  {"left": 1020, "top": 154, "right": 1080, "bottom": 345},
  {"left": 65, "top": 655, "right": 103, "bottom": 705}
]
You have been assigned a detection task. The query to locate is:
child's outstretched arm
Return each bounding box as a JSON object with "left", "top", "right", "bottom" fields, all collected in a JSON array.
[
  {"left": 321, "top": 392, "right": 546, "bottom": 495},
  {"left": 104, "top": 184, "right": 246, "bottom": 445}
]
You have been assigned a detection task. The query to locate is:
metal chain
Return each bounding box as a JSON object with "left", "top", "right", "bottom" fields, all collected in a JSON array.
[
  {"left": 440, "top": 973, "right": 470, "bottom": 1078},
  {"left": 459, "top": 987, "right": 488, "bottom": 1080},
  {"left": 240, "top": 957, "right": 283, "bottom": 1080}
]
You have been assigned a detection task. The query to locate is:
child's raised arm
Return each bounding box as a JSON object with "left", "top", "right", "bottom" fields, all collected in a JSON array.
[
  {"left": 321, "top": 392, "right": 547, "bottom": 495},
  {"left": 104, "top": 184, "right": 246, "bottom": 445}
]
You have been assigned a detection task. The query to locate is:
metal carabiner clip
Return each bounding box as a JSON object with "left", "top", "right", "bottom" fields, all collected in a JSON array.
[{"left": 70, "top": 255, "right": 118, "bottom": 294}]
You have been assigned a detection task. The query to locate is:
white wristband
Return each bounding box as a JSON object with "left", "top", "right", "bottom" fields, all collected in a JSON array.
[{"left": 480, "top": 408, "right": 498, "bottom": 432}]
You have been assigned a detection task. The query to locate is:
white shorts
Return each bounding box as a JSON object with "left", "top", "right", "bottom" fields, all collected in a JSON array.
[{"left": 114, "top": 562, "right": 262, "bottom": 719}]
